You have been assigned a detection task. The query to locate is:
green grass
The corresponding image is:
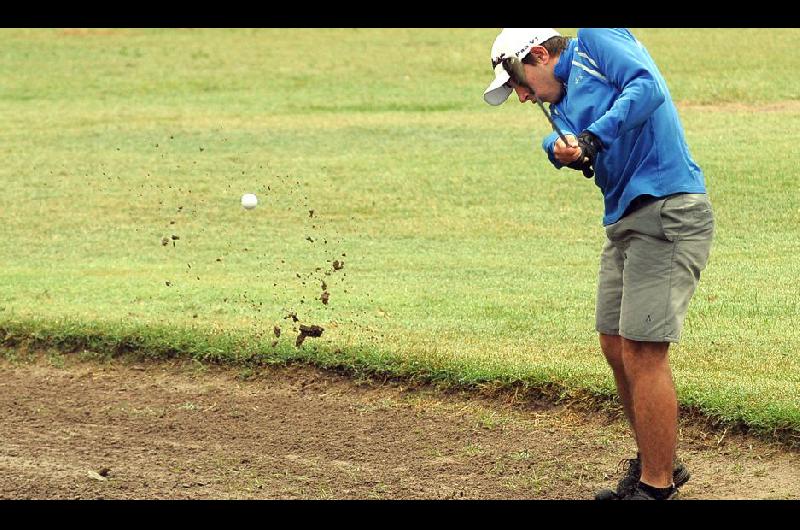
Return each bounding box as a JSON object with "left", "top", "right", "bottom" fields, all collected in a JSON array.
[{"left": 1, "top": 28, "right": 799, "bottom": 440}]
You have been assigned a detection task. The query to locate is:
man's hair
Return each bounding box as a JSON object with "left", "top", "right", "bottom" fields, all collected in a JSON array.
[{"left": 522, "top": 36, "right": 573, "bottom": 65}]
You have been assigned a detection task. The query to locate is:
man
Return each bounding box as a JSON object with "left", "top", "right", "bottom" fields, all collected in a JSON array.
[{"left": 483, "top": 28, "right": 714, "bottom": 500}]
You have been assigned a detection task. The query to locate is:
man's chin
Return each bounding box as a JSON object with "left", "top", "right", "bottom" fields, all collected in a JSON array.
[{"left": 535, "top": 94, "right": 559, "bottom": 105}]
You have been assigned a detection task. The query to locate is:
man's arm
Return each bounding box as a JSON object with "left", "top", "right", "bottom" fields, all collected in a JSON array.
[
  {"left": 578, "top": 28, "right": 666, "bottom": 148},
  {"left": 541, "top": 109, "right": 577, "bottom": 169},
  {"left": 542, "top": 108, "right": 596, "bottom": 177}
]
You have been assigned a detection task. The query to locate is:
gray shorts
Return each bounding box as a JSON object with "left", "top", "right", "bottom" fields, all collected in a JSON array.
[{"left": 596, "top": 193, "right": 714, "bottom": 343}]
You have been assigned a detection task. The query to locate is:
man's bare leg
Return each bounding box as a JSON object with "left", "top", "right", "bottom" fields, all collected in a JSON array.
[
  {"left": 621, "top": 338, "right": 676, "bottom": 488},
  {"left": 599, "top": 333, "right": 637, "bottom": 445}
]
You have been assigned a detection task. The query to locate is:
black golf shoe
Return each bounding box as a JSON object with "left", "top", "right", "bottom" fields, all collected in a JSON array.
[
  {"left": 594, "top": 454, "right": 690, "bottom": 500},
  {"left": 620, "top": 482, "right": 678, "bottom": 500}
]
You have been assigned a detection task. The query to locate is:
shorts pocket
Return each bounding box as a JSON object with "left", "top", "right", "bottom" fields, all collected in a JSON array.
[{"left": 660, "top": 194, "right": 714, "bottom": 242}]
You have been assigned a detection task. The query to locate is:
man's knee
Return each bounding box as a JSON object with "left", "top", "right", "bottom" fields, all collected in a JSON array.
[
  {"left": 621, "top": 338, "right": 671, "bottom": 373},
  {"left": 622, "top": 338, "right": 670, "bottom": 356},
  {"left": 599, "top": 333, "right": 624, "bottom": 371}
]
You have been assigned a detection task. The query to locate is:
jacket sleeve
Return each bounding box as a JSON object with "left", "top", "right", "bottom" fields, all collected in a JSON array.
[{"left": 578, "top": 28, "right": 666, "bottom": 148}]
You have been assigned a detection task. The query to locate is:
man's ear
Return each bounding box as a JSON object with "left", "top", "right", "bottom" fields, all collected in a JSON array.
[{"left": 530, "top": 45, "right": 549, "bottom": 64}]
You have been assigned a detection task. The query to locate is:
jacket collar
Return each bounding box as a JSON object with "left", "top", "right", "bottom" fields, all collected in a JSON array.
[{"left": 553, "top": 39, "right": 577, "bottom": 85}]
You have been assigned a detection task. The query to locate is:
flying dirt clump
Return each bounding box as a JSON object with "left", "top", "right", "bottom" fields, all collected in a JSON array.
[
  {"left": 320, "top": 291, "right": 330, "bottom": 305},
  {"left": 332, "top": 260, "right": 344, "bottom": 271},
  {"left": 296, "top": 324, "right": 324, "bottom": 348},
  {"left": 273, "top": 326, "right": 281, "bottom": 338},
  {"left": 169, "top": 235, "right": 180, "bottom": 247}
]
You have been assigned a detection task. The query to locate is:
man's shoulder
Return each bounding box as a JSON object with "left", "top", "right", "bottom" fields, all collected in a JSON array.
[{"left": 576, "top": 28, "right": 635, "bottom": 47}]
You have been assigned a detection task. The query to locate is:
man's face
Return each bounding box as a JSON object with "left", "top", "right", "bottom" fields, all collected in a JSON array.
[{"left": 506, "top": 47, "right": 564, "bottom": 104}]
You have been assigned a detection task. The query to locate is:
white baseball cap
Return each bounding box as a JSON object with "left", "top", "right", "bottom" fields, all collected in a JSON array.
[{"left": 483, "top": 28, "right": 561, "bottom": 106}]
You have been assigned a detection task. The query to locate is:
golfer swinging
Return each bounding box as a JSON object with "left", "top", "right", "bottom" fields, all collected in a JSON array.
[{"left": 484, "top": 28, "right": 714, "bottom": 500}]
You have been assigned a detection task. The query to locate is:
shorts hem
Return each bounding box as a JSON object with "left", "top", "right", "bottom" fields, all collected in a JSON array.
[
  {"left": 596, "top": 327, "right": 620, "bottom": 336},
  {"left": 619, "top": 332, "right": 680, "bottom": 344}
]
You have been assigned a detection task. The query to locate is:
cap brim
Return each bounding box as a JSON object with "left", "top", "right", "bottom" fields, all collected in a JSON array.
[{"left": 483, "top": 64, "right": 512, "bottom": 106}]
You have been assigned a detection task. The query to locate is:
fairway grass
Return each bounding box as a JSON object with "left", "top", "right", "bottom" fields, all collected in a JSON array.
[{"left": 1, "top": 29, "right": 799, "bottom": 441}]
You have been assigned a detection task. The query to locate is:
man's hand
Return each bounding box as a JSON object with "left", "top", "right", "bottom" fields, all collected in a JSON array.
[
  {"left": 553, "top": 134, "right": 582, "bottom": 165},
  {"left": 562, "top": 131, "right": 603, "bottom": 179}
]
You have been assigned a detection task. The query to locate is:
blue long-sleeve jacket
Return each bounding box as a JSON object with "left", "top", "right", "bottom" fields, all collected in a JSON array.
[{"left": 542, "top": 28, "right": 707, "bottom": 225}]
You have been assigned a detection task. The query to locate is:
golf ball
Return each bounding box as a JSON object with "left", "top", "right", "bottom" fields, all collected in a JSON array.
[{"left": 241, "top": 193, "right": 258, "bottom": 210}]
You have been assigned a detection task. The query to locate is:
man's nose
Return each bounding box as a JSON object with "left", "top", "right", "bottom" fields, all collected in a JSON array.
[{"left": 515, "top": 86, "right": 530, "bottom": 103}]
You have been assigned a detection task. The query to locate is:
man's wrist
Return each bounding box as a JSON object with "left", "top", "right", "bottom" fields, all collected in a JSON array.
[
  {"left": 577, "top": 131, "right": 603, "bottom": 161},
  {"left": 565, "top": 130, "right": 602, "bottom": 178}
]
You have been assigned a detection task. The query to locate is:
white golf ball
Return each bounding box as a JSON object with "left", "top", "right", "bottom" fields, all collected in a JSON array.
[{"left": 241, "top": 193, "right": 258, "bottom": 210}]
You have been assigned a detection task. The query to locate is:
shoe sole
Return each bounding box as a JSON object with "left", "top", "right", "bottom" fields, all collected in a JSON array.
[{"left": 594, "top": 488, "right": 618, "bottom": 500}]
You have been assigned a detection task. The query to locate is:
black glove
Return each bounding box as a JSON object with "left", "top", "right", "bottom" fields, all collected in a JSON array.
[{"left": 567, "top": 131, "right": 603, "bottom": 179}]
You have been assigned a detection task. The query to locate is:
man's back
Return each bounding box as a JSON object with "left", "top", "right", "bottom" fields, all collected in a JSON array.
[{"left": 544, "top": 28, "right": 707, "bottom": 225}]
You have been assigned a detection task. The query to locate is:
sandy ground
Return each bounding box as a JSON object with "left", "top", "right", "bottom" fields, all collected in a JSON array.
[{"left": 0, "top": 351, "right": 797, "bottom": 500}]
